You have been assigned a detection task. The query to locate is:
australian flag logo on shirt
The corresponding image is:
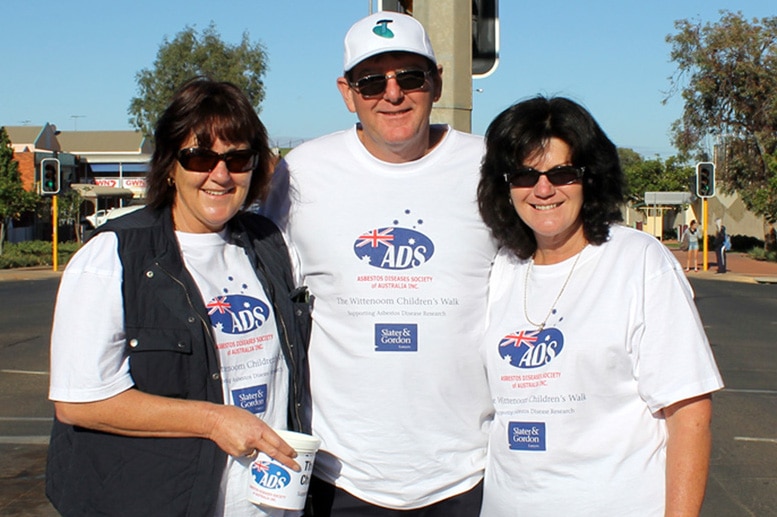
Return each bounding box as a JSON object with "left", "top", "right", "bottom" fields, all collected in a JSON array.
[
  {"left": 498, "top": 328, "right": 565, "bottom": 369},
  {"left": 353, "top": 210, "right": 435, "bottom": 270},
  {"left": 206, "top": 294, "right": 270, "bottom": 335}
]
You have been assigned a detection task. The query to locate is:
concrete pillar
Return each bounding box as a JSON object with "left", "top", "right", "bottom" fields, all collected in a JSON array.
[{"left": 413, "top": 0, "right": 473, "bottom": 133}]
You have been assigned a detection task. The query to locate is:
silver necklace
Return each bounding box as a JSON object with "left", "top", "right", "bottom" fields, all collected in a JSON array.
[{"left": 523, "top": 247, "right": 585, "bottom": 331}]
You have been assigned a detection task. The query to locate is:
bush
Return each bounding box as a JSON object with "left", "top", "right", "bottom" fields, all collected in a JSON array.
[
  {"left": 731, "top": 234, "right": 762, "bottom": 253},
  {"left": 748, "top": 247, "right": 777, "bottom": 263},
  {"left": 0, "top": 241, "right": 80, "bottom": 269}
]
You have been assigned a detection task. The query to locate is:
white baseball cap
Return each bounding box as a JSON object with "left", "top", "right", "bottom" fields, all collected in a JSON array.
[{"left": 343, "top": 11, "right": 437, "bottom": 73}]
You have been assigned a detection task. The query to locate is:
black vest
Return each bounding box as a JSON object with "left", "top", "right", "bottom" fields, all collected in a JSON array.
[{"left": 46, "top": 206, "right": 311, "bottom": 516}]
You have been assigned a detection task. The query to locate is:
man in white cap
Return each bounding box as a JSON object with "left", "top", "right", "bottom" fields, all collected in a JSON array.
[{"left": 263, "top": 11, "right": 497, "bottom": 515}]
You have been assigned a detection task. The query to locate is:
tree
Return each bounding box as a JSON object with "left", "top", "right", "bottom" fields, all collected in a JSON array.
[
  {"left": 128, "top": 23, "right": 268, "bottom": 138},
  {"left": 666, "top": 10, "right": 777, "bottom": 222},
  {"left": 619, "top": 148, "right": 693, "bottom": 205},
  {"left": 57, "top": 189, "right": 85, "bottom": 243},
  {"left": 0, "top": 127, "right": 38, "bottom": 255}
]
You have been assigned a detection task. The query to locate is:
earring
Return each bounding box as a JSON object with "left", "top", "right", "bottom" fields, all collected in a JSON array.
[{"left": 167, "top": 177, "right": 175, "bottom": 187}]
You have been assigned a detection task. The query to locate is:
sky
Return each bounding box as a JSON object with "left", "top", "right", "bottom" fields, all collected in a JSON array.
[{"left": 2, "top": 0, "right": 775, "bottom": 158}]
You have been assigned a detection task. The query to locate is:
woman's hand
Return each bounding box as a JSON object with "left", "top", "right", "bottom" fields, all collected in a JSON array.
[{"left": 205, "top": 404, "right": 299, "bottom": 471}]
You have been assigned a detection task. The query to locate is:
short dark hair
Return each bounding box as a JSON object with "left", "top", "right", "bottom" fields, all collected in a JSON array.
[
  {"left": 477, "top": 96, "right": 624, "bottom": 259},
  {"left": 146, "top": 77, "right": 272, "bottom": 209}
]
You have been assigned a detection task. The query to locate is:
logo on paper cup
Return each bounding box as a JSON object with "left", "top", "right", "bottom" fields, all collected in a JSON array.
[
  {"left": 251, "top": 461, "right": 291, "bottom": 490},
  {"left": 248, "top": 430, "right": 321, "bottom": 510}
]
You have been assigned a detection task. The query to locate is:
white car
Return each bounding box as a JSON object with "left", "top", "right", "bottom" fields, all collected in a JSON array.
[{"left": 85, "top": 205, "right": 144, "bottom": 228}]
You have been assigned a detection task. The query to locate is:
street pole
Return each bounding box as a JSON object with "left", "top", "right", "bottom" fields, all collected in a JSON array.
[
  {"left": 52, "top": 195, "right": 58, "bottom": 272},
  {"left": 413, "top": 0, "right": 473, "bottom": 132},
  {"left": 702, "top": 198, "right": 708, "bottom": 271}
]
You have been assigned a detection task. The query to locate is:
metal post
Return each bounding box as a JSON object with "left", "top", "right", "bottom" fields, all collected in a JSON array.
[
  {"left": 702, "top": 198, "right": 708, "bottom": 271},
  {"left": 52, "top": 195, "right": 59, "bottom": 272}
]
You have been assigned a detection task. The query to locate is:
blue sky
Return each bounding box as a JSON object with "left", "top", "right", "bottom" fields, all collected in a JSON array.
[{"left": 2, "top": 0, "right": 774, "bottom": 158}]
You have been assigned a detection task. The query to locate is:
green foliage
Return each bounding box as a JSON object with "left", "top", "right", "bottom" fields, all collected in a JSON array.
[
  {"left": 619, "top": 148, "right": 694, "bottom": 204},
  {"left": 128, "top": 22, "right": 268, "bottom": 138},
  {"left": 56, "top": 189, "right": 83, "bottom": 225},
  {"left": 0, "top": 127, "right": 39, "bottom": 254},
  {"left": 748, "top": 246, "right": 777, "bottom": 262},
  {"left": 666, "top": 10, "right": 777, "bottom": 222},
  {"left": 0, "top": 240, "right": 79, "bottom": 269}
]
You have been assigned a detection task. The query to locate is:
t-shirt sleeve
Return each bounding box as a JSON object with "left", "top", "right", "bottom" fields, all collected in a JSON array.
[
  {"left": 48, "top": 232, "right": 134, "bottom": 402},
  {"left": 635, "top": 244, "right": 724, "bottom": 413}
]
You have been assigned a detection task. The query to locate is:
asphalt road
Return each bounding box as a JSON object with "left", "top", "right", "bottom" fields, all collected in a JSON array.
[
  {"left": 0, "top": 274, "right": 775, "bottom": 516},
  {"left": 692, "top": 278, "right": 777, "bottom": 517},
  {"left": 0, "top": 276, "right": 58, "bottom": 516}
]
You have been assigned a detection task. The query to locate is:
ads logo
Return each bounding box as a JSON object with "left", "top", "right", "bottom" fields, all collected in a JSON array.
[
  {"left": 354, "top": 226, "right": 435, "bottom": 270},
  {"left": 498, "top": 328, "right": 564, "bottom": 369},
  {"left": 206, "top": 294, "right": 270, "bottom": 335},
  {"left": 251, "top": 461, "right": 291, "bottom": 490}
]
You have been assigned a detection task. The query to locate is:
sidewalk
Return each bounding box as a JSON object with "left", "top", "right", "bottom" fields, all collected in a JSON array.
[
  {"left": 2, "top": 250, "right": 777, "bottom": 284},
  {"left": 0, "top": 266, "right": 62, "bottom": 282},
  {"left": 669, "top": 248, "right": 777, "bottom": 284}
]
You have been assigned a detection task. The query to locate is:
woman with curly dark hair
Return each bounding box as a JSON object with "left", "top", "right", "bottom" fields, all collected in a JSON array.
[
  {"left": 477, "top": 96, "right": 722, "bottom": 517},
  {"left": 46, "top": 77, "right": 311, "bottom": 516}
]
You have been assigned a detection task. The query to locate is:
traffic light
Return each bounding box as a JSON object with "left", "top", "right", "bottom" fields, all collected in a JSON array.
[
  {"left": 472, "top": 0, "right": 499, "bottom": 77},
  {"left": 695, "top": 162, "right": 715, "bottom": 198},
  {"left": 40, "top": 158, "right": 61, "bottom": 195},
  {"left": 378, "top": 0, "right": 412, "bottom": 11}
]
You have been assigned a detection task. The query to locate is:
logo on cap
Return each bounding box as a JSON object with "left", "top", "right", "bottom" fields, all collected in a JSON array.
[{"left": 373, "top": 19, "right": 395, "bottom": 38}]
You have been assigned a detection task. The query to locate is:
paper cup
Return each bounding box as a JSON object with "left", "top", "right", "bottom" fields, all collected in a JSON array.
[{"left": 248, "top": 429, "right": 321, "bottom": 511}]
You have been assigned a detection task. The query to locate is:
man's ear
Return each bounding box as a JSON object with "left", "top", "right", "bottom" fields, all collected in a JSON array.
[
  {"left": 432, "top": 65, "right": 443, "bottom": 102},
  {"left": 336, "top": 77, "right": 358, "bottom": 113}
]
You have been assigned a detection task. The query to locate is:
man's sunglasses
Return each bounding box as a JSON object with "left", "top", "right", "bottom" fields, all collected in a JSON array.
[
  {"left": 503, "top": 166, "right": 586, "bottom": 188},
  {"left": 177, "top": 148, "right": 260, "bottom": 173},
  {"left": 349, "top": 69, "right": 432, "bottom": 97}
]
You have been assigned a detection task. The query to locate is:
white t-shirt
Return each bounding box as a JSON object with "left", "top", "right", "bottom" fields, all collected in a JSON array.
[
  {"left": 49, "top": 230, "right": 293, "bottom": 517},
  {"left": 263, "top": 125, "right": 498, "bottom": 509},
  {"left": 479, "top": 225, "right": 724, "bottom": 517}
]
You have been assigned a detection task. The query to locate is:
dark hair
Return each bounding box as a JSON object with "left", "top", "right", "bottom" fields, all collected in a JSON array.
[
  {"left": 477, "top": 96, "right": 624, "bottom": 259},
  {"left": 145, "top": 77, "right": 272, "bottom": 209}
]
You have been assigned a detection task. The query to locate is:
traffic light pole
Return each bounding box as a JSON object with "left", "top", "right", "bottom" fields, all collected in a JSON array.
[
  {"left": 52, "top": 195, "right": 58, "bottom": 272},
  {"left": 702, "top": 198, "right": 708, "bottom": 271}
]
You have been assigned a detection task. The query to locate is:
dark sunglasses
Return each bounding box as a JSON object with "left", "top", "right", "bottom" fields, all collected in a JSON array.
[
  {"left": 503, "top": 165, "right": 586, "bottom": 188},
  {"left": 177, "top": 147, "right": 260, "bottom": 173},
  {"left": 349, "top": 69, "right": 432, "bottom": 97}
]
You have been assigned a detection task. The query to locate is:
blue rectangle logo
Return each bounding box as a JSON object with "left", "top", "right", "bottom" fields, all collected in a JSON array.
[
  {"left": 508, "top": 421, "right": 546, "bottom": 451},
  {"left": 374, "top": 323, "right": 418, "bottom": 352},
  {"left": 231, "top": 384, "right": 267, "bottom": 414}
]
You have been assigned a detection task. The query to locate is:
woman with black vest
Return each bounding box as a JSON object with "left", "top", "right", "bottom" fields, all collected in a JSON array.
[{"left": 46, "top": 77, "right": 311, "bottom": 516}]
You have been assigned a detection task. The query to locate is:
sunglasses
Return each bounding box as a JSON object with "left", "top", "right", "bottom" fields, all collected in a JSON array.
[
  {"left": 177, "top": 147, "right": 259, "bottom": 173},
  {"left": 349, "top": 69, "right": 432, "bottom": 97},
  {"left": 503, "top": 165, "right": 586, "bottom": 188}
]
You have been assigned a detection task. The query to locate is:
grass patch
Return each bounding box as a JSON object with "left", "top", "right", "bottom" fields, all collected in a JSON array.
[{"left": 0, "top": 241, "right": 80, "bottom": 269}]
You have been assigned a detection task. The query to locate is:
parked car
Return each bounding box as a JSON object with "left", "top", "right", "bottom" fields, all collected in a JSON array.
[{"left": 84, "top": 205, "right": 144, "bottom": 228}]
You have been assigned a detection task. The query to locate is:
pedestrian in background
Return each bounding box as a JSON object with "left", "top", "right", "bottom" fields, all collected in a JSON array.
[
  {"left": 713, "top": 218, "right": 728, "bottom": 273},
  {"left": 262, "top": 11, "right": 497, "bottom": 516},
  {"left": 46, "top": 77, "right": 311, "bottom": 516},
  {"left": 477, "top": 96, "right": 723, "bottom": 516},
  {"left": 682, "top": 219, "right": 700, "bottom": 272}
]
